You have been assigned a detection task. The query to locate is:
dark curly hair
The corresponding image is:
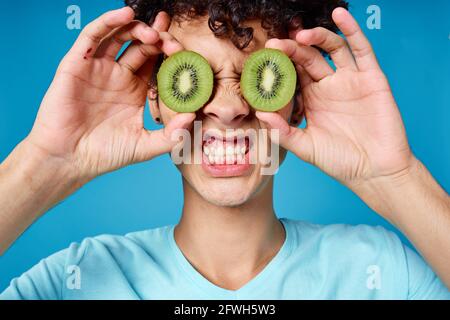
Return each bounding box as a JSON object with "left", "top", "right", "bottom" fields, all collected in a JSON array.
[{"left": 125, "top": 0, "right": 349, "bottom": 49}]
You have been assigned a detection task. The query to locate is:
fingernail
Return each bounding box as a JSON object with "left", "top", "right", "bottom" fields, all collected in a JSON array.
[
  {"left": 265, "top": 38, "right": 279, "bottom": 48},
  {"left": 296, "top": 30, "right": 311, "bottom": 42},
  {"left": 120, "top": 6, "right": 135, "bottom": 18}
]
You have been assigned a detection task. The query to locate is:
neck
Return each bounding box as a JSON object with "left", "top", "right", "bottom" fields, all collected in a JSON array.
[{"left": 174, "top": 177, "right": 285, "bottom": 290}]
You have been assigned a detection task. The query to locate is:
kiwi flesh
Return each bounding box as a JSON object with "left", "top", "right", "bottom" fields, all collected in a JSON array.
[
  {"left": 241, "top": 48, "right": 297, "bottom": 112},
  {"left": 157, "top": 51, "right": 213, "bottom": 113}
]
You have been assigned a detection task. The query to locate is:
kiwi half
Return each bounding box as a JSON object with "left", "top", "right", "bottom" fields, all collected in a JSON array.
[
  {"left": 241, "top": 48, "right": 297, "bottom": 112},
  {"left": 157, "top": 51, "right": 213, "bottom": 113}
]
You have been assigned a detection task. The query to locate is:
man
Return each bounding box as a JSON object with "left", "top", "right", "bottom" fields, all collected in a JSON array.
[{"left": 0, "top": 0, "right": 449, "bottom": 299}]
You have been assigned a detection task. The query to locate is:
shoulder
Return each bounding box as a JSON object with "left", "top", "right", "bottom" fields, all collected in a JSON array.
[
  {"left": 1, "top": 248, "right": 68, "bottom": 300},
  {"left": 1, "top": 225, "right": 173, "bottom": 300},
  {"left": 282, "top": 218, "right": 450, "bottom": 299},
  {"left": 283, "top": 218, "right": 404, "bottom": 253},
  {"left": 64, "top": 225, "right": 173, "bottom": 264},
  {"left": 283, "top": 218, "right": 408, "bottom": 268},
  {"left": 283, "top": 218, "right": 408, "bottom": 265},
  {"left": 282, "top": 218, "right": 410, "bottom": 298}
]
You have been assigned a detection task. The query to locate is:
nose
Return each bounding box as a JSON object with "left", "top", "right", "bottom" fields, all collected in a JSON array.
[{"left": 201, "top": 88, "right": 250, "bottom": 127}]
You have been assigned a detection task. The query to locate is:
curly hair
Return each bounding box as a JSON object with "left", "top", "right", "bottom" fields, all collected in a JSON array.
[{"left": 125, "top": 0, "right": 349, "bottom": 49}]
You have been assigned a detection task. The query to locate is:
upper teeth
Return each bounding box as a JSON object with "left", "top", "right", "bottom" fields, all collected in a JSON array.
[
  {"left": 204, "top": 143, "right": 246, "bottom": 164},
  {"left": 204, "top": 144, "right": 246, "bottom": 156}
]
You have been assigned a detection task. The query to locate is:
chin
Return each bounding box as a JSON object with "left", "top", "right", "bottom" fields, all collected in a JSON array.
[
  {"left": 181, "top": 163, "right": 268, "bottom": 207},
  {"left": 202, "top": 191, "right": 250, "bottom": 207},
  {"left": 198, "top": 178, "right": 255, "bottom": 207}
]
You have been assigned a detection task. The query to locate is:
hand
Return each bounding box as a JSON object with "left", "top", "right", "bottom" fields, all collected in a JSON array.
[
  {"left": 26, "top": 7, "right": 194, "bottom": 183},
  {"left": 257, "top": 7, "right": 414, "bottom": 188}
]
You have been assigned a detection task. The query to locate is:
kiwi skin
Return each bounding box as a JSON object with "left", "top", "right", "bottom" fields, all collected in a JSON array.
[
  {"left": 241, "top": 48, "right": 297, "bottom": 112},
  {"left": 157, "top": 50, "right": 214, "bottom": 113}
]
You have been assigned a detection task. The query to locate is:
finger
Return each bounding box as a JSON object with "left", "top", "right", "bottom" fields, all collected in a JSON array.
[
  {"left": 117, "top": 42, "right": 161, "bottom": 74},
  {"left": 297, "top": 65, "right": 313, "bottom": 89},
  {"left": 134, "top": 32, "right": 184, "bottom": 82},
  {"left": 255, "top": 111, "right": 314, "bottom": 164},
  {"left": 95, "top": 22, "right": 159, "bottom": 60},
  {"left": 133, "top": 12, "right": 173, "bottom": 82},
  {"left": 152, "top": 11, "right": 171, "bottom": 32},
  {"left": 119, "top": 32, "right": 183, "bottom": 72},
  {"left": 117, "top": 11, "right": 171, "bottom": 82},
  {"left": 296, "top": 27, "right": 357, "bottom": 70},
  {"left": 157, "top": 32, "right": 184, "bottom": 54},
  {"left": 69, "top": 7, "right": 135, "bottom": 59},
  {"left": 332, "top": 8, "right": 379, "bottom": 71},
  {"left": 97, "top": 10, "right": 170, "bottom": 60},
  {"left": 266, "top": 38, "right": 334, "bottom": 82},
  {"left": 99, "top": 11, "right": 171, "bottom": 66},
  {"left": 134, "top": 113, "right": 196, "bottom": 162}
]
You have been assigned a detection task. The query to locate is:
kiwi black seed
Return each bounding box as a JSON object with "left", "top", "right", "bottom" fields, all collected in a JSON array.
[
  {"left": 157, "top": 51, "right": 213, "bottom": 113},
  {"left": 241, "top": 48, "right": 297, "bottom": 112}
]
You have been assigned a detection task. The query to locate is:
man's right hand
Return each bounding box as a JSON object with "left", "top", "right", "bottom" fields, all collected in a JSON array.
[{"left": 26, "top": 7, "right": 194, "bottom": 183}]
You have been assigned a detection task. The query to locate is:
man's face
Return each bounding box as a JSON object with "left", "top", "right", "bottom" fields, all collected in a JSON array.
[{"left": 155, "top": 17, "right": 296, "bottom": 207}]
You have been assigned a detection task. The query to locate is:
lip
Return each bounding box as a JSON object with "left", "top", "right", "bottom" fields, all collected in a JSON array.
[{"left": 201, "top": 150, "right": 252, "bottom": 177}]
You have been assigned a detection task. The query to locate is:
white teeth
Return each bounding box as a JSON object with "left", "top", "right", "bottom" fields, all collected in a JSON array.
[
  {"left": 204, "top": 140, "right": 247, "bottom": 164},
  {"left": 230, "top": 154, "right": 237, "bottom": 164},
  {"left": 217, "top": 146, "right": 224, "bottom": 157}
]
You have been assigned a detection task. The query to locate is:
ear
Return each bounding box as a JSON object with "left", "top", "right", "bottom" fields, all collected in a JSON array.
[
  {"left": 148, "top": 83, "right": 162, "bottom": 124},
  {"left": 289, "top": 89, "right": 304, "bottom": 127}
]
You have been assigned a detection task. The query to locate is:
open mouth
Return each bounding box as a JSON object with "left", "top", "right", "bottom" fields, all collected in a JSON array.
[
  {"left": 201, "top": 132, "right": 253, "bottom": 177},
  {"left": 202, "top": 135, "right": 250, "bottom": 165}
]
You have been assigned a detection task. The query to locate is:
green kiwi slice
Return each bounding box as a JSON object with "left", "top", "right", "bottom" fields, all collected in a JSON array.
[
  {"left": 241, "top": 48, "right": 297, "bottom": 112},
  {"left": 157, "top": 51, "right": 213, "bottom": 113}
]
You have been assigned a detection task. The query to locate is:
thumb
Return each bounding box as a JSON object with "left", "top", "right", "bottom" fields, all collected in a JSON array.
[
  {"left": 256, "top": 111, "right": 314, "bottom": 164},
  {"left": 134, "top": 113, "right": 196, "bottom": 162}
]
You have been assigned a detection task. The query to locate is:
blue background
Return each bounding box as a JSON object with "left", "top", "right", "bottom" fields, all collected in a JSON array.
[{"left": 0, "top": 0, "right": 449, "bottom": 291}]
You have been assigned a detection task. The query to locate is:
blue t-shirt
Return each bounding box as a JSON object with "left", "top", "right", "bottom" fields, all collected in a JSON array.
[{"left": 1, "top": 218, "right": 449, "bottom": 300}]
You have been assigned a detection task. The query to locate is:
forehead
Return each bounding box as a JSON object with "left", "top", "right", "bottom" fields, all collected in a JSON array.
[{"left": 168, "top": 17, "right": 269, "bottom": 72}]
